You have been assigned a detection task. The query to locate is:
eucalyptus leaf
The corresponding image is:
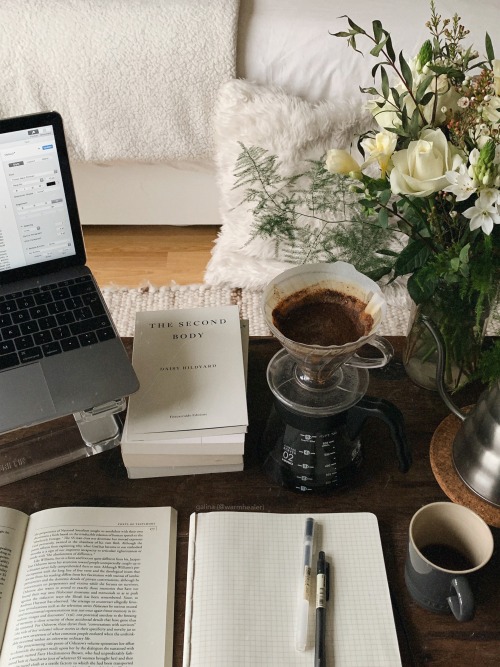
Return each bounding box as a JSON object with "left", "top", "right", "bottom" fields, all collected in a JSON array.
[
  {"left": 485, "top": 32, "right": 495, "bottom": 61},
  {"left": 372, "top": 20, "right": 383, "bottom": 43},
  {"left": 347, "top": 17, "right": 366, "bottom": 34},
  {"left": 370, "top": 38, "right": 389, "bottom": 58},
  {"left": 415, "top": 75, "right": 434, "bottom": 104},
  {"left": 385, "top": 35, "right": 395, "bottom": 62},
  {"left": 398, "top": 52, "right": 413, "bottom": 89},
  {"left": 380, "top": 67, "right": 389, "bottom": 99},
  {"left": 378, "top": 208, "right": 389, "bottom": 228},
  {"left": 409, "top": 108, "right": 421, "bottom": 138},
  {"left": 418, "top": 92, "right": 434, "bottom": 107},
  {"left": 379, "top": 190, "right": 392, "bottom": 206}
]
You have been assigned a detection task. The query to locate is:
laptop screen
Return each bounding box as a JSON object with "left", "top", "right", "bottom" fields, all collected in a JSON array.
[{"left": 0, "top": 112, "right": 85, "bottom": 285}]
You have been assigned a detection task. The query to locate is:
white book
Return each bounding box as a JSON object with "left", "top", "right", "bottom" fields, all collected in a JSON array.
[
  {"left": 0, "top": 506, "right": 177, "bottom": 667},
  {"left": 121, "top": 426, "right": 246, "bottom": 457},
  {"left": 125, "top": 307, "right": 248, "bottom": 440},
  {"left": 183, "top": 511, "right": 402, "bottom": 667},
  {"left": 126, "top": 462, "right": 244, "bottom": 478},
  {"left": 123, "top": 452, "right": 243, "bottom": 467}
]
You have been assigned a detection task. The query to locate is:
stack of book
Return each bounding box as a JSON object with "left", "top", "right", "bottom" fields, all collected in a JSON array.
[{"left": 121, "top": 306, "right": 249, "bottom": 478}]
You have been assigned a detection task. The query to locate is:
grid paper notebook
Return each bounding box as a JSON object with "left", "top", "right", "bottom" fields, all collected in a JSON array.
[{"left": 183, "top": 511, "right": 401, "bottom": 667}]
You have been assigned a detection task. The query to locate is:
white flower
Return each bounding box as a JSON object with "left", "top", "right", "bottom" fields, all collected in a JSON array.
[
  {"left": 457, "top": 97, "right": 470, "bottom": 109},
  {"left": 325, "top": 149, "right": 361, "bottom": 176},
  {"left": 483, "top": 95, "right": 500, "bottom": 126},
  {"left": 444, "top": 163, "right": 476, "bottom": 201},
  {"left": 467, "top": 148, "right": 481, "bottom": 184},
  {"left": 390, "top": 128, "right": 462, "bottom": 197},
  {"left": 493, "top": 60, "right": 500, "bottom": 97},
  {"left": 361, "top": 131, "right": 397, "bottom": 176},
  {"left": 366, "top": 97, "right": 401, "bottom": 131},
  {"left": 463, "top": 189, "right": 500, "bottom": 234}
]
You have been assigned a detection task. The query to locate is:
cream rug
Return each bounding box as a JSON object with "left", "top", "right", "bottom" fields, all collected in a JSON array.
[{"left": 102, "top": 284, "right": 410, "bottom": 338}]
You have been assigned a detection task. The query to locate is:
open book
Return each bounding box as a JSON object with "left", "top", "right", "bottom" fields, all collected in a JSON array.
[
  {"left": 183, "top": 512, "right": 402, "bottom": 667},
  {"left": 0, "top": 506, "right": 177, "bottom": 667}
]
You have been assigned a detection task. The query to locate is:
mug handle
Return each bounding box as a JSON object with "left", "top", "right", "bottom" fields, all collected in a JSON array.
[
  {"left": 347, "top": 335, "right": 394, "bottom": 369},
  {"left": 447, "top": 576, "right": 475, "bottom": 621}
]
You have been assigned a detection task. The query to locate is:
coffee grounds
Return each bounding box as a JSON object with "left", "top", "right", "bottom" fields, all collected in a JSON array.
[{"left": 272, "top": 288, "right": 373, "bottom": 346}]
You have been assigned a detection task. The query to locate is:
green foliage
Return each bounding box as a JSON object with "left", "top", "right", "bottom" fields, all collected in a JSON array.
[
  {"left": 475, "top": 340, "right": 500, "bottom": 387},
  {"left": 233, "top": 144, "right": 400, "bottom": 279}
]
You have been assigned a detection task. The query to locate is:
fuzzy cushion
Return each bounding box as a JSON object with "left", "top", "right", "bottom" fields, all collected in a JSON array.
[{"left": 204, "top": 79, "right": 376, "bottom": 289}]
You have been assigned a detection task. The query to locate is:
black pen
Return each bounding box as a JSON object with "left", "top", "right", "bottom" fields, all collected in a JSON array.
[{"left": 315, "top": 551, "right": 329, "bottom": 667}]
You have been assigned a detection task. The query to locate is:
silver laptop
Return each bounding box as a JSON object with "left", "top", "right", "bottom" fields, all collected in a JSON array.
[{"left": 0, "top": 111, "right": 139, "bottom": 434}]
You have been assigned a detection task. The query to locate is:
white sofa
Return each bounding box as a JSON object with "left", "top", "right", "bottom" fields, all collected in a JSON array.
[{"left": 1, "top": 0, "right": 497, "bottom": 226}]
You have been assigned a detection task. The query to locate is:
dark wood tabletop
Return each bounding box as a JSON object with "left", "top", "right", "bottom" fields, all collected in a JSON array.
[{"left": 0, "top": 336, "right": 498, "bottom": 666}]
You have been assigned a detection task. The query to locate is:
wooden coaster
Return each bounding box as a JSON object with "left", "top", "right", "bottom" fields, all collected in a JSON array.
[{"left": 430, "top": 410, "right": 500, "bottom": 528}]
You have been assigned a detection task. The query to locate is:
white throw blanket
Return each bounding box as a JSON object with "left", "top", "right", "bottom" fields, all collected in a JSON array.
[{"left": 0, "top": 0, "right": 239, "bottom": 162}]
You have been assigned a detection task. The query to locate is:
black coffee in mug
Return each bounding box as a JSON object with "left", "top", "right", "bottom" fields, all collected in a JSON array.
[{"left": 420, "top": 543, "right": 474, "bottom": 571}]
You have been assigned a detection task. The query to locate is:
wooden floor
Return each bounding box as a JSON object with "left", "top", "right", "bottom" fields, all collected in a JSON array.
[{"left": 83, "top": 225, "right": 219, "bottom": 287}]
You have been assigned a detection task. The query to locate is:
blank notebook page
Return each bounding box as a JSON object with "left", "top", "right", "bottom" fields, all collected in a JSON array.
[{"left": 183, "top": 511, "right": 401, "bottom": 667}]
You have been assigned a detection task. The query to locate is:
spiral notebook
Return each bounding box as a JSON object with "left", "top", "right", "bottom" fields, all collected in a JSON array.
[{"left": 183, "top": 511, "right": 401, "bottom": 667}]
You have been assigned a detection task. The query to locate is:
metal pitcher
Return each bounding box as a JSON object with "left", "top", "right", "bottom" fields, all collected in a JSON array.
[{"left": 422, "top": 316, "right": 500, "bottom": 507}]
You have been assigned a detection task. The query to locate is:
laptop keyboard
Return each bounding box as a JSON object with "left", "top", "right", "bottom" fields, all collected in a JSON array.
[{"left": 0, "top": 275, "right": 115, "bottom": 371}]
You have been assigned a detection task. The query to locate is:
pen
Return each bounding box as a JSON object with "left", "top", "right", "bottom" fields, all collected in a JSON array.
[
  {"left": 315, "top": 550, "right": 329, "bottom": 667},
  {"left": 295, "top": 517, "right": 315, "bottom": 651}
]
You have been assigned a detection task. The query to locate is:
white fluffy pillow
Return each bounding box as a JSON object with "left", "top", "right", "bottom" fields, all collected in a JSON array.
[{"left": 204, "top": 79, "right": 374, "bottom": 289}]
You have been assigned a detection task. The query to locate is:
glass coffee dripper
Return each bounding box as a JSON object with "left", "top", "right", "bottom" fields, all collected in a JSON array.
[{"left": 261, "top": 262, "right": 411, "bottom": 493}]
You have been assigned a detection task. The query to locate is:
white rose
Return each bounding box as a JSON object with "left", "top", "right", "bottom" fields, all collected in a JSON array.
[
  {"left": 390, "top": 128, "right": 463, "bottom": 197},
  {"left": 325, "top": 149, "right": 361, "bottom": 176}
]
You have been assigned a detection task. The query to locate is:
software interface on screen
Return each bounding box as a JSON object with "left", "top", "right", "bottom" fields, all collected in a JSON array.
[{"left": 0, "top": 124, "right": 76, "bottom": 273}]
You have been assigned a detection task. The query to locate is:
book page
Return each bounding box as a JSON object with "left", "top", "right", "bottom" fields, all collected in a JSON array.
[
  {"left": 0, "top": 506, "right": 176, "bottom": 667},
  {"left": 183, "top": 512, "right": 401, "bottom": 667},
  {"left": 0, "top": 508, "right": 29, "bottom": 651}
]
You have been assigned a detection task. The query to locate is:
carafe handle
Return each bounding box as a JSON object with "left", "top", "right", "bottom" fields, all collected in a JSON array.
[{"left": 347, "top": 396, "right": 412, "bottom": 472}]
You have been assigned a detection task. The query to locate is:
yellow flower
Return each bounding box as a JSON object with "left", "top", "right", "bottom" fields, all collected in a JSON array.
[
  {"left": 361, "top": 131, "right": 397, "bottom": 178},
  {"left": 325, "top": 149, "right": 361, "bottom": 176}
]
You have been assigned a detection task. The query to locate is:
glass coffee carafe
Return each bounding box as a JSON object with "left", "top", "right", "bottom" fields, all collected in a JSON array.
[{"left": 261, "top": 262, "right": 411, "bottom": 493}]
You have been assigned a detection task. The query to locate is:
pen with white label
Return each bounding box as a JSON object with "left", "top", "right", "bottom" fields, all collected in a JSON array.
[
  {"left": 315, "top": 550, "right": 329, "bottom": 667},
  {"left": 295, "top": 517, "right": 315, "bottom": 651}
]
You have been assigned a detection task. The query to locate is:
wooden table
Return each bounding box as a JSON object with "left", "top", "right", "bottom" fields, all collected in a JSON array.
[{"left": 0, "top": 337, "right": 498, "bottom": 666}]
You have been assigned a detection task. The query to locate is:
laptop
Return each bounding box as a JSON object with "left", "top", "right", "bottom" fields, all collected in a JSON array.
[{"left": 0, "top": 111, "right": 139, "bottom": 434}]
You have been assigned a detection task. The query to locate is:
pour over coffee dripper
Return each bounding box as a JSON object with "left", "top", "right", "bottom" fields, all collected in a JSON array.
[{"left": 261, "top": 262, "right": 411, "bottom": 493}]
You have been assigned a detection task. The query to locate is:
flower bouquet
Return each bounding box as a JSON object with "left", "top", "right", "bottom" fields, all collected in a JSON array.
[
  {"left": 233, "top": 2, "right": 499, "bottom": 391},
  {"left": 325, "top": 1, "right": 500, "bottom": 390}
]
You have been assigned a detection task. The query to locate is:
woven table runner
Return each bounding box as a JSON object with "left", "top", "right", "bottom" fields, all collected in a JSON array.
[{"left": 102, "top": 284, "right": 410, "bottom": 338}]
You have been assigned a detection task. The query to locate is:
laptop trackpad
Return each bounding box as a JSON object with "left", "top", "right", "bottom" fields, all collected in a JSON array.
[{"left": 0, "top": 364, "right": 56, "bottom": 429}]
